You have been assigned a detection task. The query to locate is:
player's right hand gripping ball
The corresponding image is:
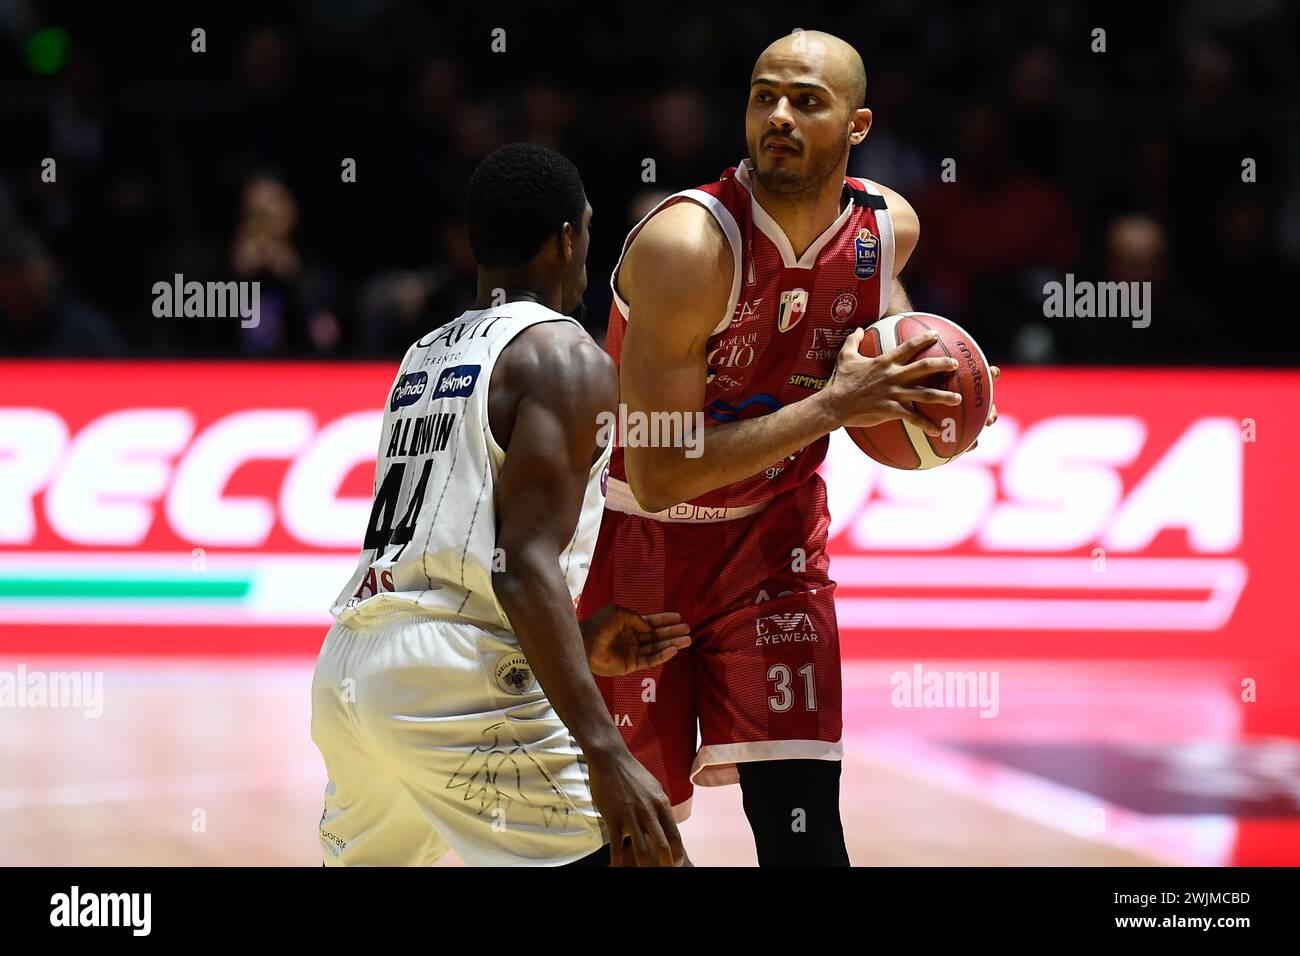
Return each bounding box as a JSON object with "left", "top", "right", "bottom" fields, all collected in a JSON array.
[{"left": 847, "top": 312, "right": 993, "bottom": 469}]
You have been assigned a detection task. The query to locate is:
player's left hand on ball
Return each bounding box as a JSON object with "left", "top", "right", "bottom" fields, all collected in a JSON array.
[
  {"left": 950, "top": 365, "right": 1001, "bottom": 461},
  {"left": 582, "top": 605, "right": 691, "bottom": 677},
  {"left": 986, "top": 365, "right": 1000, "bottom": 427}
]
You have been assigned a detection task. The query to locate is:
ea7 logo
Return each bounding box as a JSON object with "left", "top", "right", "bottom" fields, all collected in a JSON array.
[
  {"left": 434, "top": 364, "right": 481, "bottom": 399},
  {"left": 731, "top": 297, "right": 763, "bottom": 327}
]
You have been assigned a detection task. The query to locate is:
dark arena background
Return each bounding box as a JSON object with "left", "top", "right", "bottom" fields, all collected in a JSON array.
[{"left": 1, "top": 0, "right": 1298, "bottom": 877}]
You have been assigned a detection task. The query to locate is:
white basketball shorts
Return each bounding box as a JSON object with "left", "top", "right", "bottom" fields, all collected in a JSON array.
[{"left": 310, "top": 607, "right": 607, "bottom": 866}]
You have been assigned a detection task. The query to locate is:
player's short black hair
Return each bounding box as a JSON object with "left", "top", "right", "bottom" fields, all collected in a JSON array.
[{"left": 466, "top": 143, "right": 587, "bottom": 268}]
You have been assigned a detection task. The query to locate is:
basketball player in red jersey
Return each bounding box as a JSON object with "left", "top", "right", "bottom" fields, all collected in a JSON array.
[{"left": 578, "top": 30, "right": 1000, "bottom": 865}]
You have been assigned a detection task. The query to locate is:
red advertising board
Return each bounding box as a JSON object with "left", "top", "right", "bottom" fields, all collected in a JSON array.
[
  {"left": 824, "top": 367, "right": 1298, "bottom": 662},
  {"left": 0, "top": 362, "right": 1295, "bottom": 670}
]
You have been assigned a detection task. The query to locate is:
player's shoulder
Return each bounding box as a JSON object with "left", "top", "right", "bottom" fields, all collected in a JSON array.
[
  {"left": 507, "top": 315, "right": 608, "bottom": 364},
  {"left": 859, "top": 178, "right": 918, "bottom": 227},
  {"left": 499, "top": 317, "right": 616, "bottom": 399},
  {"left": 632, "top": 198, "right": 728, "bottom": 259},
  {"left": 391, "top": 336, "right": 424, "bottom": 375},
  {"left": 623, "top": 199, "right": 732, "bottom": 305},
  {"left": 858, "top": 177, "right": 919, "bottom": 260}
]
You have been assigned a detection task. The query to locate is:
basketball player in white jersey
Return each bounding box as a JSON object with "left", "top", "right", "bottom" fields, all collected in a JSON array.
[{"left": 311, "top": 144, "right": 690, "bottom": 867}]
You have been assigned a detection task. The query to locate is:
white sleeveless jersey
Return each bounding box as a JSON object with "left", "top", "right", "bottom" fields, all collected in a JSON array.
[{"left": 330, "top": 301, "right": 612, "bottom": 631}]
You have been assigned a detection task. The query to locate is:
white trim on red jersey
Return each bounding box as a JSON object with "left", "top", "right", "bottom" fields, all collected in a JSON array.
[
  {"left": 610, "top": 188, "right": 742, "bottom": 337},
  {"left": 610, "top": 161, "right": 899, "bottom": 339},
  {"left": 736, "top": 163, "right": 896, "bottom": 320},
  {"left": 854, "top": 178, "right": 896, "bottom": 319},
  {"left": 734, "top": 161, "right": 858, "bottom": 270}
]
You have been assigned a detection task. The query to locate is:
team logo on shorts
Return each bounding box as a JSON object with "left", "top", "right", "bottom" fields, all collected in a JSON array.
[
  {"left": 494, "top": 653, "right": 537, "bottom": 696},
  {"left": 854, "top": 228, "right": 879, "bottom": 280},
  {"left": 390, "top": 371, "right": 428, "bottom": 411},
  {"left": 777, "top": 289, "right": 809, "bottom": 333},
  {"left": 831, "top": 292, "right": 858, "bottom": 322}
]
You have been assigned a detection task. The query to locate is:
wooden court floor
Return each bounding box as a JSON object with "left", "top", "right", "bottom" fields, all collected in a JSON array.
[{"left": 0, "top": 658, "right": 1183, "bottom": 866}]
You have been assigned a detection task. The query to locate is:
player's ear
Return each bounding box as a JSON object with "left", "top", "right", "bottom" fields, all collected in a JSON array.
[
  {"left": 849, "top": 107, "right": 872, "bottom": 145},
  {"left": 558, "top": 222, "right": 575, "bottom": 262}
]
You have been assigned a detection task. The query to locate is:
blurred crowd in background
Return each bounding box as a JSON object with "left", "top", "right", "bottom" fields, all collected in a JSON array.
[{"left": 0, "top": 0, "right": 1296, "bottom": 364}]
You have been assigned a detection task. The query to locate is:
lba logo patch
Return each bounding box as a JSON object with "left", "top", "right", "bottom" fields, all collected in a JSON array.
[
  {"left": 777, "top": 289, "right": 809, "bottom": 333},
  {"left": 435, "top": 364, "right": 481, "bottom": 399},
  {"left": 854, "top": 228, "right": 879, "bottom": 279},
  {"left": 390, "top": 371, "right": 428, "bottom": 411}
]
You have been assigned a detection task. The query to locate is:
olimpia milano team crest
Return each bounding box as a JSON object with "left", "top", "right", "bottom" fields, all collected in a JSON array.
[{"left": 494, "top": 652, "right": 537, "bottom": 696}]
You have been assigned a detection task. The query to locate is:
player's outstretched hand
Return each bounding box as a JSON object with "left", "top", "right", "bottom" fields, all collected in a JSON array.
[
  {"left": 822, "top": 328, "right": 963, "bottom": 435},
  {"left": 587, "top": 749, "right": 685, "bottom": 866},
  {"left": 582, "top": 605, "right": 692, "bottom": 677}
]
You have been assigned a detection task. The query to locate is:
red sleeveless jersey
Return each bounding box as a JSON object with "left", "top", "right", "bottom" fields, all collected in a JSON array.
[{"left": 604, "top": 160, "right": 896, "bottom": 511}]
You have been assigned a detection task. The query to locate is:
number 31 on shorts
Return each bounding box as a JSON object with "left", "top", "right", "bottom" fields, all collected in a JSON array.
[{"left": 768, "top": 663, "right": 817, "bottom": 712}]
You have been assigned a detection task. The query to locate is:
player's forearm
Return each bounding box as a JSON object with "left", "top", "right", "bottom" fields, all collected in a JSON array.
[
  {"left": 493, "top": 556, "right": 626, "bottom": 760},
  {"left": 625, "top": 390, "right": 843, "bottom": 511}
]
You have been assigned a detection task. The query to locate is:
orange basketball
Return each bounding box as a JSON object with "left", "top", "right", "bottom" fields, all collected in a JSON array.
[{"left": 846, "top": 311, "right": 993, "bottom": 469}]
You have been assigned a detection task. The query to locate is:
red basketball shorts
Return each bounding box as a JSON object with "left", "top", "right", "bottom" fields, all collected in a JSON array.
[{"left": 578, "top": 474, "right": 843, "bottom": 819}]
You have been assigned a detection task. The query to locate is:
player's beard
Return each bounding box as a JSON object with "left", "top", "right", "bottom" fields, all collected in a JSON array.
[{"left": 754, "top": 127, "right": 850, "bottom": 195}]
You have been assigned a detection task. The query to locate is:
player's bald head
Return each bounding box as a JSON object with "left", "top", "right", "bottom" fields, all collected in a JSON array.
[{"left": 753, "top": 30, "right": 866, "bottom": 110}]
